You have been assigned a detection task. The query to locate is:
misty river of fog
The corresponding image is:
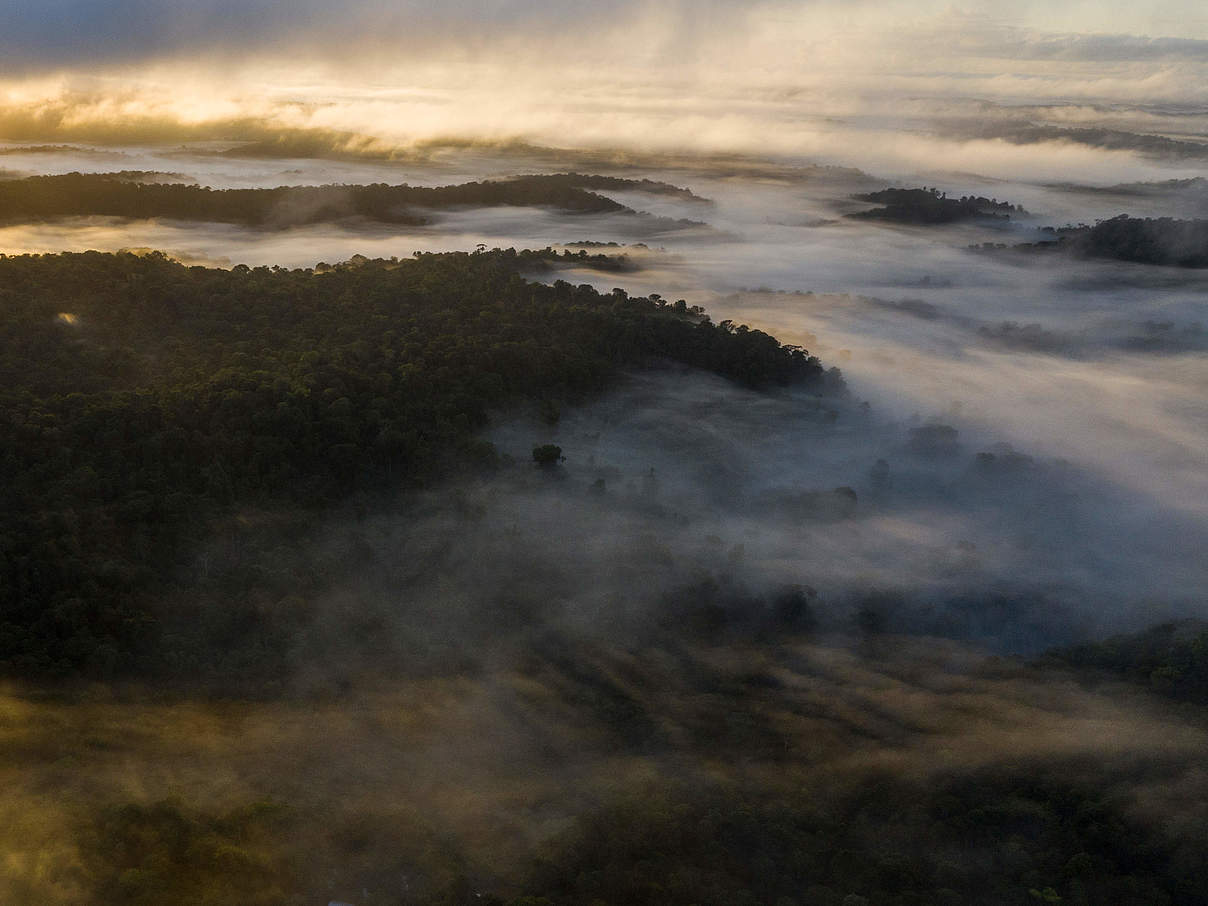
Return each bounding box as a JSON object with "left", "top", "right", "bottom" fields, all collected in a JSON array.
[{"left": 4, "top": 141, "right": 1206, "bottom": 651}]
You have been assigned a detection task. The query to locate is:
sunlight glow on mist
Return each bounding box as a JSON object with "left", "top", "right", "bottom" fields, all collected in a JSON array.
[{"left": 5, "top": 2, "right": 1208, "bottom": 173}]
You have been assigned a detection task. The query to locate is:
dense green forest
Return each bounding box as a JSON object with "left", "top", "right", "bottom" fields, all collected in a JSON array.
[
  {"left": 0, "top": 172, "right": 705, "bottom": 228},
  {"left": 852, "top": 188, "right": 1024, "bottom": 225},
  {"left": 0, "top": 248, "right": 834, "bottom": 678}
]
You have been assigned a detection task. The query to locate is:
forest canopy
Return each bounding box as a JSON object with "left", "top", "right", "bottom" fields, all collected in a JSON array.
[
  {"left": 0, "top": 172, "right": 705, "bottom": 228},
  {"left": 1052, "top": 215, "right": 1208, "bottom": 267},
  {"left": 852, "top": 187, "right": 1024, "bottom": 225},
  {"left": 977, "top": 215, "right": 1208, "bottom": 267},
  {"left": 0, "top": 248, "right": 835, "bottom": 679}
]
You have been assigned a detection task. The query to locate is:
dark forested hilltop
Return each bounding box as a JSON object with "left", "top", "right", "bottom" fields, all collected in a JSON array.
[
  {"left": 976, "top": 215, "right": 1208, "bottom": 267},
  {"left": 1047, "top": 175, "right": 1208, "bottom": 198},
  {"left": 0, "top": 171, "right": 706, "bottom": 228},
  {"left": 0, "top": 248, "right": 835, "bottom": 678},
  {"left": 539, "top": 171, "right": 708, "bottom": 200},
  {"left": 1049, "top": 215, "right": 1208, "bottom": 267},
  {"left": 953, "top": 121, "right": 1208, "bottom": 160},
  {"left": 853, "top": 187, "right": 1025, "bottom": 224}
]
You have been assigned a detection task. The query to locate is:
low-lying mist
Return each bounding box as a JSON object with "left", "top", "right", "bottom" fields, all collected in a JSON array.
[
  {"left": 2, "top": 148, "right": 1204, "bottom": 658},
  {"left": 179, "top": 362, "right": 1201, "bottom": 701},
  {"left": 6, "top": 628, "right": 1207, "bottom": 903},
  {"left": 2, "top": 119, "right": 1207, "bottom": 905}
]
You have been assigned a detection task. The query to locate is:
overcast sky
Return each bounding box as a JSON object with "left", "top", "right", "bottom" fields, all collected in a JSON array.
[
  {"left": 6, "top": 1, "right": 1208, "bottom": 70},
  {"left": 4, "top": 0, "right": 1208, "bottom": 165}
]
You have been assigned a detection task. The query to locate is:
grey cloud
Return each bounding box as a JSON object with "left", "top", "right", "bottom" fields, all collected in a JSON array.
[
  {"left": 0, "top": 0, "right": 726, "bottom": 71},
  {"left": 1006, "top": 31, "right": 1208, "bottom": 62},
  {"left": 0, "top": 0, "right": 319, "bottom": 67},
  {"left": 10, "top": 2, "right": 1208, "bottom": 74}
]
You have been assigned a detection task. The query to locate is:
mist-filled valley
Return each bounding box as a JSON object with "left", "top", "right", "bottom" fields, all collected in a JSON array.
[{"left": 4, "top": 4, "right": 1208, "bottom": 904}]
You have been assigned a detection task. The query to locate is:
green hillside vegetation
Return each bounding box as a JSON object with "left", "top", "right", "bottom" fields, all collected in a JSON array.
[
  {"left": 0, "top": 248, "right": 834, "bottom": 679},
  {"left": 0, "top": 172, "right": 705, "bottom": 228}
]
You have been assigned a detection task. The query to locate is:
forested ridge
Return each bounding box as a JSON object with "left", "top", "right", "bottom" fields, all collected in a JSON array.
[
  {"left": 975, "top": 215, "right": 1208, "bottom": 267},
  {"left": 0, "top": 248, "right": 833, "bottom": 678},
  {"left": 1050, "top": 215, "right": 1208, "bottom": 267},
  {"left": 852, "top": 188, "right": 1024, "bottom": 225},
  {"left": 0, "top": 172, "right": 702, "bottom": 227}
]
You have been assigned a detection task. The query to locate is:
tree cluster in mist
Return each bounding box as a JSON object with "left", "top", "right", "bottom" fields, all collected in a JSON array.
[
  {"left": 984, "top": 215, "right": 1208, "bottom": 267},
  {"left": 1050, "top": 176, "right": 1208, "bottom": 201},
  {"left": 950, "top": 121, "right": 1208, "bottom": 161},
  {"left": 0, "top": 172, "right": 713, "bottom": 230},
  {"left": 852, "top": 187, "right": 1024, "bottom": 225},
  {"left": 1067, "top": 215, "right": 1208, "bottom": 267}
]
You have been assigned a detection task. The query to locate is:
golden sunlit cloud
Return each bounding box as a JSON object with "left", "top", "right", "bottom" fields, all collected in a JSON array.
[{"left": 5, "top": 1, "right": 1208, "bottom": 175}]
